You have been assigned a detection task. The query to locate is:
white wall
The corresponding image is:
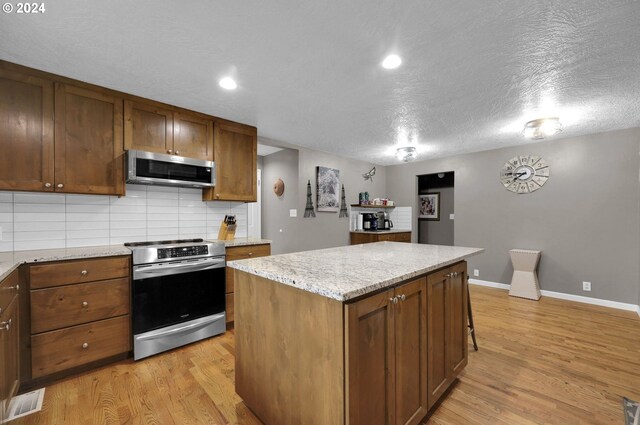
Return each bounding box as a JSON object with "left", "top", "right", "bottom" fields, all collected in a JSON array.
[{"left": 0, "top": 184, "right": 247, "bottom": 251}]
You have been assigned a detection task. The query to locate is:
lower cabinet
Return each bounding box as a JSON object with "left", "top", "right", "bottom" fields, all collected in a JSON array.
[
  {"left": 23, "top": 256, "right": 131, "bottom": 384},
  {"left": 350, "top": 232, "right": 411, "bottom": 245},
  {"left": 345, "top": 277, "right": 428, "bottom": 425},
  {"left": 0, "top": 270, "right": 20, "bottom": 421},
  {"left": 426, "top": 261, "right": 468, "bottom": 409},
  {"left": 224, "top": 244, "right": 271, "bottom": 325}
]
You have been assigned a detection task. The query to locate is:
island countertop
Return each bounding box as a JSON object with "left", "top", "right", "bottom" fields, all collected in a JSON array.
[{"left": 228, "top": 242, "right": 484, "bottom": 301}]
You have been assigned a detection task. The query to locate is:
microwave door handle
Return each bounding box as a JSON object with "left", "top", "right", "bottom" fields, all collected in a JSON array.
[{"left": 133, "top": 258, "right": 225, "bottom": 280}]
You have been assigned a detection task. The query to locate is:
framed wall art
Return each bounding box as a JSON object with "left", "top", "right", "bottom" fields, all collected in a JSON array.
[
  {"left": 316, "top": 166, "right": 340, "bottom": 212},
  {"left": 419, "top": 193, "right": 440, "bottom": 220}
]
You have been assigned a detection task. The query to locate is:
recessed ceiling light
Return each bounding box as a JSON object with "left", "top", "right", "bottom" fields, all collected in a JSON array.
[
  {"left": 522, "top": 117, "right": 562, "bottom": 139},
  {"left": 219, "top": 77, "right": 237, "bottom": 90},
  {"left": 382, "top": 54, "right": 402, "bottom": 69},
  {"left": 396, "top": 146, "right": 417, "bottom": 162}
]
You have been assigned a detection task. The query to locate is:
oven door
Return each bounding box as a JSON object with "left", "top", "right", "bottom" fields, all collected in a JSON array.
[{"left": 132, "top": 257, "right": 225, "bottom": 335}]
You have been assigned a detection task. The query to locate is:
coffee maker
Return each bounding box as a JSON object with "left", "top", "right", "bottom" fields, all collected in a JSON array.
[
  {"left": 376, "top": 211, "right": 393, "bottom": 230},
  {"left": 361, "top": 213, "right": 378, "bottom": 231}
]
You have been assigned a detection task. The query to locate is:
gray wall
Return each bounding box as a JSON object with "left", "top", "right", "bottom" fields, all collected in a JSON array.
[
  {"left": 261, "top": 149, "right": 300, "bottom": 255},
  {"left": 261, "top": 146, "right": 386, "bottom": 253},
  {"left": 419, "top": 186, "right": 454, "bottom": 245},
  {"left": 386, "top": 128, "right": 640, "bottom": 303}
]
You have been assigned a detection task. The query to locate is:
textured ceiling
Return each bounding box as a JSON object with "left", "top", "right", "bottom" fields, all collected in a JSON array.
[{"left": 1, "top": 1, "right": 639, "bottom": 165}]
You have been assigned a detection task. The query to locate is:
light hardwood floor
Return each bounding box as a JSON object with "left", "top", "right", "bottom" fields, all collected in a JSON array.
[{"left": 12, "top": 285, "right": 640, "bottom": 425}]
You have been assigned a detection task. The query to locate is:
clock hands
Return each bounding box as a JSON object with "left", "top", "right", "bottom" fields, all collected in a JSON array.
[{"left": 512, "top": 172, "right": 527, "bottom": 182}]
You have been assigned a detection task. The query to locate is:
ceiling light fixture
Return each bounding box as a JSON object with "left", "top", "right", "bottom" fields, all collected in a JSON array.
[
  {"left": 219, "top": 77, "right": 237, "bottom": 90},
  {"left": 396, "top": 146, "right": 417, "bottom": 162},
  {"left": 522, "top": 117, "right": 562, "bottom": 140},
  {"left": 382, "top": 54, "right": 402, "bottom": 69}
]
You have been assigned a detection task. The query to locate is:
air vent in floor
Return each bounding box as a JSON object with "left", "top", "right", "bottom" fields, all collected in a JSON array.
[{"left": 3, "top": 388, "right": 45, "bottom": 423}]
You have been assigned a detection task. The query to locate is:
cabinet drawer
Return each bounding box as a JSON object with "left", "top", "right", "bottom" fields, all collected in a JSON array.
[
  {"left": 225, "top": 244, "right": 270, "bottom": 261},
  {"left": 30, "top": 256, "right": 130, "bottom": 289},
  {"left": 391, "top": 232, "right": 411, "bottom": 242},
  {"left": 0, "top": 269, "right": 19, "bottom": 311},
  {"left": 31, "top": 277, "right": 130, "bottom": 334},
  {"left": 31, "top": 315, "right": 130, "bottom": 378}
]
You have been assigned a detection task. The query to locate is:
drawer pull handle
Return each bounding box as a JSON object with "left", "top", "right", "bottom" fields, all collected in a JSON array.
[
  {"left": 81, "top": 270, "right": 88, "bottom": 276},
  {"left": 82, "top": 301, "right": 88, "bottom": 308},
  {"left": 389, "top": 296, "right": 398, "bottom": 304},
  {"left": 399, "top": 294, "right": 406, "bottom": 301},
  {"left": 82, "top": 342, "right": 89, "bottom": 349},
  {"left": 0, "top": 319, "right": 11, "bottom": 331},
  {"left": 7, "top": 285, "right": 19, "bottom": 291},
  {"left": 248, "top": 252, "right": 253, "bottom": 256}
]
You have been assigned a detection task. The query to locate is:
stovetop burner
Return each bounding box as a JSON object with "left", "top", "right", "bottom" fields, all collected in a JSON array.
[{"left": 124, "top": 238, "right": 204, "bottom": 247}]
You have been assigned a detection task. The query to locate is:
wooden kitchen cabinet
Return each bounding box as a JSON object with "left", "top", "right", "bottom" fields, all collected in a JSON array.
[
  {"left": 24, "top": 256, "right": 131, "bottom": 382},
  {"left": 0, "top": 270, "right": 20, "bottom": 421},
  {"left": 426, "top": 261, "right": 468, "bottom": 410},
  {"left": 124, "top": 100, "right": 214, "bottom": 161},
  {"left": 54, "top": 83, "right": 125, "bottom": 195},
  {"left": 204, "top": 122, "right": 257, "bottom": 202},
  {"left": 0, "top": 66, "right": 55, "bottom": 192},
  {"left": 350, "top": 232, "right": 411, "bottom": 245},
  {"left": 345, "top": 277, "right": 427, "bottom": 425},
  {"left": 225, "top": 243, "right": 270, "bottom": 324}
]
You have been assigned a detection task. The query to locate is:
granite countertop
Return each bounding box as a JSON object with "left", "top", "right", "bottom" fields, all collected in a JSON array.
[
  {"left": 0, "top": 238, "right": 272, "bottom": 282},
  {"left": 208, "top": 238, "right": 272, "bottom": 247},
  {"left": 350, "top": 229, "right": 412, "bottom": 234},
  {"left": 228, "top": 242, "right": 484, "bottom": 301},
  {"left": 0, "top": 245, "right": 132, "bottom": 282}
]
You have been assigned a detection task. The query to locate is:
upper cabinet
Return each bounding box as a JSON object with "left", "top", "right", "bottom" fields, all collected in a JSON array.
[
  {"left": 0, "top": 67, "right": 55, "bottom": 192},
  {"left": 55, "top": 83, "right": 125, "bottom": 195},
  {"left": 203, "top": 122, "right": 257, "bottom": 202},
  {"left": 124, "top": 101, "right": 213, "bottom": 161}
]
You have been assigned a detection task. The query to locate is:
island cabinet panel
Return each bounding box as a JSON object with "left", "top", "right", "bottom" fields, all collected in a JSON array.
[
  {"left": 54, "top": 83, "right": 125, "bottom": 195},
  {"left": 345, "top": 278, "right": 428, "bottom": 425},
  {"left": 0, "top": 67, "right": 54, "bottom": 192},
  {"left": 426, "top": 261, "right": 468, "bottom": 410},
  {"left": 224, "top": 244, "right": 270, "bottom": 325},
  {"left": 204, "top": 122, "right": 257, "bottom": 202},
  {"left": 234, "top": 271, "right": 344, "bottom": 425}
]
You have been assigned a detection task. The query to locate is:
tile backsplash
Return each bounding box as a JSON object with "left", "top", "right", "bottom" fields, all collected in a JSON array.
[{"left": 0, "top": 184, "right": 248, "bottom": 252}]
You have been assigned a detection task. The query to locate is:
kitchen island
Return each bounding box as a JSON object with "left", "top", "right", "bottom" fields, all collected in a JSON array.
[{"left": 228, "top": 242, "right": 484, "bottom": 425}]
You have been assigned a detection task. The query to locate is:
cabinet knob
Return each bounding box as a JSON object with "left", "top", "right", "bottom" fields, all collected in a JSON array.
[
  {"left": 82, "top": 342, "right": 89, "bottom": 349},
  {"left": 82, "top": 301, "right": 88, "bottom": 308},
  {"left": 44, "top": 182, "right": 52, "bottom": 188},
  {"left": 57, "top": 183, "right": 64, "bottom": 189},
  {"left": 0, "top": 319, "right": 11, "bottom": 331},
  {"left": 389, "top": 296, "right": 398, "bottom": 304},
  {"left": 399, "top": 294, "right": 406, "bottom": 301},
  {"left": 175, "top": 150, "right": 180, "bottom": 155},
  {"left": 167, "top": 149, "right": 173, "bottom": 154},
  {"left": 215, "top": 194, "right": 220, "bottom": 199},
  {"left": 248, "top": 252, "right": 253, "bottom": 256},
  {"left": 81, "top": 270, "right": 88, "bottom": 276}
]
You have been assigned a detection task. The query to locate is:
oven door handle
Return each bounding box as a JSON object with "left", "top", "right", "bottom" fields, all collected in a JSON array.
[
  {"left": 135, "top": 313, "right": 225, "bottom": 342},
  {"left": 133, "top": 258, "right": 225, "bottom": 280}
]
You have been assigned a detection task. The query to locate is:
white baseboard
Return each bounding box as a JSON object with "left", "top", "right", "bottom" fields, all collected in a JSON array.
[{"left": 468, "top": 278, "right": 640, "bottom": 314}]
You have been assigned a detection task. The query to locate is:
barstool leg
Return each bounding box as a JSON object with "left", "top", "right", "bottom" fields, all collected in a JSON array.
[{"left": 467, "top": 277, "right": 478, "bottom": 351}]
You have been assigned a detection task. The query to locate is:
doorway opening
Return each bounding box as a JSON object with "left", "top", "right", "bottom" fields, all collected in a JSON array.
[{"left": 417, "top": 171, "right": 454, "bottom": 245}]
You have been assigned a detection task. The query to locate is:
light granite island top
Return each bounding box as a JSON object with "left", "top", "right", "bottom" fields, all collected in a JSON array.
[{"left": 228, "top": 241, "right": 484, "bottom": 301}]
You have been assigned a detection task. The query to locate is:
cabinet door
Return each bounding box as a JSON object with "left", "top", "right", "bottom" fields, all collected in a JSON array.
[
  {"left": 0, "top": 68, "right": 54, "bottom": 191},
  {"left": 394, "top": 278, "right": 428, "bottom": 425},
  {"left": 124, "top": 100, "right": 173, "bottom": 155},
  {"left": 0, "top": 297, "right": 19, "bottom": 418},
  {"left": 205, "top": 122, "right": 257, "bottom": 202},
  {"left": 346, "top": 289, "right": 395, "bottom": 425},
  {"left": 54, "top": 83, "right": 124, "bottom": 195},
  {"left": 427, "top": 269, "right": 449, "bottom": 409},
  {"left": 448, "top": 262, "right": 468, "bottom": 376},
  {"left": 173, "top": 111, "right": 213, "bottom": 160}
]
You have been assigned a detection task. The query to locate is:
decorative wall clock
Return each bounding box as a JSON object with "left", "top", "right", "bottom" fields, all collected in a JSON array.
[{"left": 500, "top": 155, "right": 549, "bottom": 194}]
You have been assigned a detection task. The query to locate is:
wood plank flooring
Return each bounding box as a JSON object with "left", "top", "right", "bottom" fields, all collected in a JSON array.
[{"left": 12, "top": 285, "right": 640, "bottom": 425}]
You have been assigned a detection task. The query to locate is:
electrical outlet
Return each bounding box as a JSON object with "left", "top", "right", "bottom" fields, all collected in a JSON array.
[
  {"left": 449, "top": 214, "right": 455, "bottom": 220},
  {"left": 582, "top": 281, "right": 591, "bottom": 292},
  {"left": 289, "top": 209, "right": 297, "bottom": 217},
  {"left": 473, "top": 269, "right": 479, "bottom": 277}
]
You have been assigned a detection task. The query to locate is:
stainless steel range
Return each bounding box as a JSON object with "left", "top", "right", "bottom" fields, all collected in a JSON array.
[{"left": 125, "top": 238, "right": 226, "bottom": 360}]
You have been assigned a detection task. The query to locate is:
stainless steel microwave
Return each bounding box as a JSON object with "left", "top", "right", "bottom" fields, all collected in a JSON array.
[{"left": 126, "top": 150, "right": 216, "bottom": 188}]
